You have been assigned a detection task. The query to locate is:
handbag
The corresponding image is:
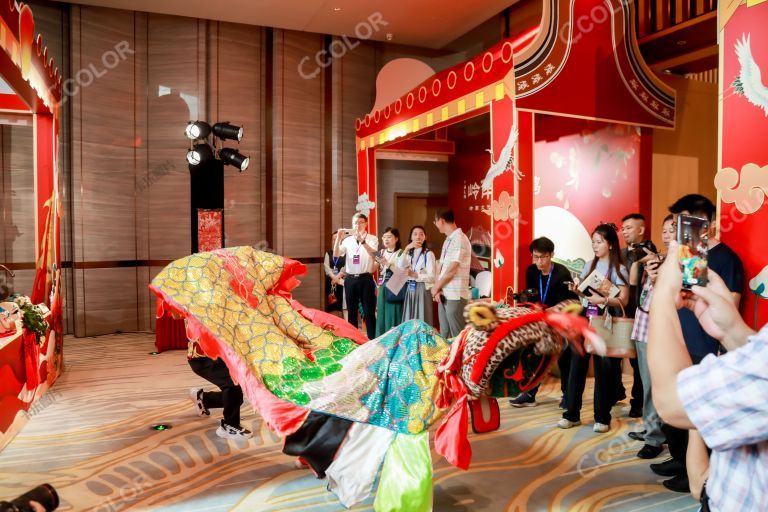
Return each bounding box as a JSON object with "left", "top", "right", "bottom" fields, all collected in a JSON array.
[
  {"left": 327, "top": 284, "right": 338, "bottom": 305},
  {"left": 586, "top": 302, "right": 636, "bottom": 358},
  {"left": 382, "top": 270, "right": 406, "bottom": 303}
]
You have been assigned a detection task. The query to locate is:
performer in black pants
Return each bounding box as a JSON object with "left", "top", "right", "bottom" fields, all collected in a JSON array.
[
  {"left": 187, "top": 340, "right": 252, "bottom": 440},
  {"left": 334, "top": 213, "right": 379, "bottom": 339}
]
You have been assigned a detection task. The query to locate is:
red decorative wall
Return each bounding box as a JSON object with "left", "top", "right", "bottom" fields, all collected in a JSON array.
[{"left": 717, "top": 0, "right": 768, "bottom": 328}]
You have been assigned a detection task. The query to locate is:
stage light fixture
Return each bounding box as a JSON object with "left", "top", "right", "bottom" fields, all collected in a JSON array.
[
  {"left": 213, "top": 122, "right": 244, "bottom": 142},
  {"left": 186, "top": 143, "right": 214, "bottom": 166},
  {"left": 219, "top": 147, "right": 250, "bottom": 172},
  {"left": 185, "top": 121, "right": 211, "bottom": 140}
]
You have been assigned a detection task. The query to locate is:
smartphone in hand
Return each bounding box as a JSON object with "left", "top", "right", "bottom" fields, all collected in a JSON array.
[{"left": 677, "top": 214, "right": 709, "bottom": 288}]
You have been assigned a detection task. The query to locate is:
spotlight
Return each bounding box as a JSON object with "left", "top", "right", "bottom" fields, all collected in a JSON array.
[
  {"left": 186, "top": 143, "right": 214, "bottom": 166},
  {"left": 185, "top": 121, "right": 211, "bottom": 140},
  {"left": 212, "top": 122, "right": 244, "bottom": 142},
  {"left": 219, "top": 147, "right": 250, "bottom": 172}
]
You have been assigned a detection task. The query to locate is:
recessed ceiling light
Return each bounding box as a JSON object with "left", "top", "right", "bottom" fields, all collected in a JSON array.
[
  {"left": 333, "top": 7, "right": 341, "bottom": 11},
  {"left": 676, "top": 40, "right": 687, "bottom": 46}
]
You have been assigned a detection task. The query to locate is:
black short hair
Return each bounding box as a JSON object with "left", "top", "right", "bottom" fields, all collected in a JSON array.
[
  {"left": 529, "top": 237, "right": 555, "bottom": 254},
  {"left": 353, "top": 212, "right": 368, "bottom": 222},
  {"left": 668, "top": 194, "right": 715, "bottom": 221},
  {"left": 435, "top": 209, "right": 455, "bottom": 224},
  {"left": 621, "top": 213, "right": 645, "bottom": 223},
  {"left": 382, "top": 226, "right": 402, "bottom": 251},
  {"left": 663, "top": 213, "right": 674, "bottom": 223}
]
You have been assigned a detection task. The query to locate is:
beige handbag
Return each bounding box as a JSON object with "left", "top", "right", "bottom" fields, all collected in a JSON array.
[{"left": 587, "top": 303, "right": 636, "bottom": 358}]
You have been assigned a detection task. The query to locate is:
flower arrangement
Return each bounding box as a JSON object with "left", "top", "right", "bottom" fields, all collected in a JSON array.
[{"left": 10, "top": 294, "right": 49, "bottom": 344}]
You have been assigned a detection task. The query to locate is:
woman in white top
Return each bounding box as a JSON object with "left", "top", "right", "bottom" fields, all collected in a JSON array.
[
  {"left": 559, "top": 223, "right": 629, "bottom": 434},
  {"left": 397, "top": 226, "right": 436, "bottom": 326},
  {"left": 374, "top": 227, "right": 404, "bottom": 337}
]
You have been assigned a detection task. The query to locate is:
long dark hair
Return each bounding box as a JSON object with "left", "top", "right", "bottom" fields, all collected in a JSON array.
[
  {"left": 407, "top": 225, "right": 429, "bottom": 257},
  {"left": 382, "top": 227, "right": 401, "bottom": 251},
  {"left": 587, "top": 223, "right": 627, "bottom": 284}
]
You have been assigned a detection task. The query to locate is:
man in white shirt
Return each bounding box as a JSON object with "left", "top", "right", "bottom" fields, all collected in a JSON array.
[
  {"left": 334, "top": 213, "right": 378, "bottom": 339},
  {"left": 431, "top": 209, "right": 472, "bottom": 339}
]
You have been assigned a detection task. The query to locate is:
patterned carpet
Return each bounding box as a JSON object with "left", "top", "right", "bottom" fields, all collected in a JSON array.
[{"left": 0, "top": 333, "right": 698, "bottom": 511}]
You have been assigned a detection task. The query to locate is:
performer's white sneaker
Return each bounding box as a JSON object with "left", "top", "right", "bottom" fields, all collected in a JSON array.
[
  {"left": 557, "top": 418, "right": 581, "bottom": 429},
  {"left": 216, "top": 421, "right": 253, "bottom": 440},
  {"left": 593, "top": 422, "right": 610, "bottom": 433},
  {"left": 189, "top": 388, "right": 210, "bottom": 417}
]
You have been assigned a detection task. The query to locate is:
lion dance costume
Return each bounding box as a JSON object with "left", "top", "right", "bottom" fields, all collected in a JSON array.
[{"left": 150, "top": 247, "right": 603, "bottom": 511}]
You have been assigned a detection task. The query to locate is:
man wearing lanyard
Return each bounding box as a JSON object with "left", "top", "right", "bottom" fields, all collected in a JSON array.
[
  {"left": 334, "top": 213, "right": 378, "bottom": 339},
  {"left": 431, "top": 209, "right": 472, "bottom": 339},
  {"left": 510, "top": 237, "right": 578, "bottom": 407}
]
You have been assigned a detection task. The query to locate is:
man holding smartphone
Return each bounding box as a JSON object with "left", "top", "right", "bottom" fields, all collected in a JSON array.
[
  {"left": 647, "top": 194, "right": 744, "bottom": 493},
  {"left": 334, "top": 213, "right": 378, "bottom": 339}
]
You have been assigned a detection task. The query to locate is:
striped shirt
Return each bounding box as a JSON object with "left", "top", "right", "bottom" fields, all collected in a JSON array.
[
  {"left": 438, "top": 228, "right": 472, "bottom": 300},
  {"left": 631, "top": 279, "right": 654, "bottom": 343},
  {"left": 677, "top": 325, "right": 768, "bottom": 511}
]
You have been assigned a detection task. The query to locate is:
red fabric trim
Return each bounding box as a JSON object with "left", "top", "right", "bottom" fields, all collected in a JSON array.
[
  {"left": 22, "top": 330, "right": 40, "bottom": 391},
  {"left": 270, "top": 257, "right": 307, "bottom": 299},
  {"left": 468, "top": 311, "right": 546, "bottom": 385},
  {"left": 435, "top": 330, "right": 472, "bottom": 469},
  {"left": 216, "top": 250, "right": 260, "bottom": 309}
]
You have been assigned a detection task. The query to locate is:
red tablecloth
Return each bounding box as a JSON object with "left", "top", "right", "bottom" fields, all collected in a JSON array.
[{"left": 155, "top": 315, "right": 188, "bottom": 352}]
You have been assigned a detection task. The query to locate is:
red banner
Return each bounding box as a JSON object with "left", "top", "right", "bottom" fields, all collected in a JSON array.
[{"left": 197, "top": 209, "right": 223, "bottom": 252}]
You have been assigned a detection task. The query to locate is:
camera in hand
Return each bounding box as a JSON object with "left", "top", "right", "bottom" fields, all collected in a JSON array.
[
  {"left": 0, "top": 484, "right": 59, "bottom": 512},
  {"left": 630, "top": 240, "right": 657, "bottom": 259},
  {"left": 511, "top": 288, "right": 540, "bottom": 303}
]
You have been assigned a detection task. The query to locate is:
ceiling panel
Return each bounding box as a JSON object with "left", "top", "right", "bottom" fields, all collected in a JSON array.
[{"left": 56, "top": 0, "right": 514, "bottom": 48}]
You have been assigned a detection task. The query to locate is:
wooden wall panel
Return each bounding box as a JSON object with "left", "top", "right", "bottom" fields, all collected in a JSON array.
[
  {"left": 334, "top": 40, "right": 376, "bottom": 233},
  {"left": 74, "top": 8, "right": 137, "bottom": 262},
  {"left": 71, "top": 6, "right": 139, "bottom": 336},
  {"left": 0, "top": 124, "right": 35, "bottom": 301},
  {"left": 81, "top": 268, "right": 139, "bottom": 334},
  {"left": 146, "top": 14, "right": 201, "bottom": 261},
  {"left": 291, "top": 263, "right": 323, "bottom": 311},
  {"left": 273, "top": 30, "right": 324, "bottom": 258},
  {"left": 1, "top": 125, "right": 35, "bottom": 263},
  {"left": 210, "top": 22, "right": 264, "bottom": 249}
]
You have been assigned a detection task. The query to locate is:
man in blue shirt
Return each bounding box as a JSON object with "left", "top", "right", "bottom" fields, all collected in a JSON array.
[{"left": 648, "top": 194, "right": 744, "bottom": 493}]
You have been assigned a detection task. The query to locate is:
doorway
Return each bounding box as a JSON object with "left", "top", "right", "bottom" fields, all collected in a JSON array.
[{"left": 395, "top": 194, "right": 448, "bottom": 252}]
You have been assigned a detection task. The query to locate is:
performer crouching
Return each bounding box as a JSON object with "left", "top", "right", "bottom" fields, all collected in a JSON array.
[{"left": 187, "top": 338, "right": 252, "bottom": 440}]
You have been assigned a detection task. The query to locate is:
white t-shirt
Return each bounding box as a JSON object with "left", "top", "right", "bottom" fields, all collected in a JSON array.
[
  {"left": 338, "top": 233, "right": 378, "bottom": 274},
  {"left": 396, "top": 248, "right": 436, "bottom": 284}
]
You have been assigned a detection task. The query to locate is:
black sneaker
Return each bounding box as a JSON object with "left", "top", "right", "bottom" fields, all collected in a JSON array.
[
  {"left": 650, "top": 457, "right": 685, "bottom": 477},
  {"left": 627, "top": 431, "right": 645, "bottom": 442},
  {"left": 637, "top": 444, "right": 664, "bottom": 459},
  {"left": 189, "top": 388, "right": 210, "bottom": 417},
  {"left": 662, "top": 474, "right": 690, "bottom": 493},
  {"left": 216, "top": 420, "right": 253, "bottom": 440},
  {"left": 509, "top": 393, "right": 537, "bottom": 408}
]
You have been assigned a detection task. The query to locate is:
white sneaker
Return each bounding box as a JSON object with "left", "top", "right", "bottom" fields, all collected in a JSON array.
[
  {"left": 593, "top": 422, "right": 610, "bottom": 433},
  {"left": 557, "top": 418, "right": 581, "bottom": 429},
  {"left": 216, "top": 421, "right": 253, "bottom": 440},
  {"left": 189, "top": 388, "right": 210, "bottom": 417}
]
